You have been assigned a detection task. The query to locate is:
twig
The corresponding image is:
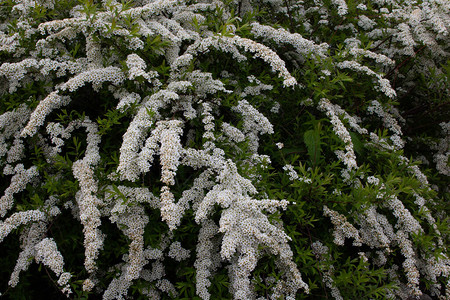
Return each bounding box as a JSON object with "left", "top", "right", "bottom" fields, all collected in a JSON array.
[
  {"left": 43, "top": 266, "right": 65, "bottom": 297},
  {"left": 327, "top": 18, "right": 346, "bottom": 45},
  {"left": 386, "top": 45, "right": 426, "bottom": 78},
  {"left": 283, "top": 0, "right": 295, "bottom": 32},
  {"left": 371, "top": 35, "right": 392, "bottom": 51}
]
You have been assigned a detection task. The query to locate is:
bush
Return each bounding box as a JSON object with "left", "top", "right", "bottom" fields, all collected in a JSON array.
[{"left": 0, "top": 0, "right": 448, "bottom": 299}]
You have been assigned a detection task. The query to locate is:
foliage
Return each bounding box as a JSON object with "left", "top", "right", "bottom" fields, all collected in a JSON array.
[{"left": 0, "top": 0, "right": 449, "bottom": 299}]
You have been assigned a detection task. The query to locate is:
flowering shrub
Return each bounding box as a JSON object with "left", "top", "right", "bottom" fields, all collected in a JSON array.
[{"left": 0, "top": 0, "right": 449, "bottom": 299}]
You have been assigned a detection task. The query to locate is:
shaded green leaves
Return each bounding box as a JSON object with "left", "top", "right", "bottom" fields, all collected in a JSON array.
[{"left": 304, "top": 129, "right": 322, "bottom": 166}]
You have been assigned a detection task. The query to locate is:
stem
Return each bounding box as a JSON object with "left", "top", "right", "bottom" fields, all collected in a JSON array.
[
  {"left": 386, "top": 45, "right": 426, "bottom": 78},
  {"left": 371, "top": 35, "right": 392, "bottom": 51},
  {"left": 327, "top": 18, "right": 345, "bottom": 45},
  {"left": 43, "top": 266, "right": 65, "bottom": 297},
  {"left": 283, "top": 0, "right": 295, "bottom": 32}
]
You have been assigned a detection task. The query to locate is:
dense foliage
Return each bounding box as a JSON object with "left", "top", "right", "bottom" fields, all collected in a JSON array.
[{"left": 0, "top": 0, "right": 449, "bottom": 299}]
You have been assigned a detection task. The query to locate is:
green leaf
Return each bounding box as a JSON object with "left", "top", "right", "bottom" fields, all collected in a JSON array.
[
  {"left": 304, "top": 128, "right": 322, "bottom": 166},
  {"left": 350, "top": 132, "right": 365, "bottom": 156}
]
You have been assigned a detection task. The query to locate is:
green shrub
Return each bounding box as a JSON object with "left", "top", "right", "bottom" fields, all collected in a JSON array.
[{"left": 0, "top": 0, "right": 448, "bottom": 299}]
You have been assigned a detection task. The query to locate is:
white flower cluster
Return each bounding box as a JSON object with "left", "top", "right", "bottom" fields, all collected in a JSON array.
[
  {"left": 168, "top": 241, "right": 191, "bottom": 261},
  {"left": 433, "top": 122, "right": 450, "bottom": 176},
  {"left": 60, "top": 66, "right": 125, "bottom": 92},
  {"left": 348, "top": 46, "right": 395, "bottom": 67},
  {"left": 240, "top": 75, "right": 273, "bottom": 98},
  {"left": 318, "top": 99, "right": 358, "bottom": 173},
  {"left": 194, "top": 220, "right": 219, "bottom": 300},
  {"left": 282, "top": 164, "right": 312, "bottom": 183},
  {"left": 126, "top": 0, "right": 178, "bottom": 19},
  {"left": 366, "top": 175, "right": 380, "bottom": 185},
  {"left": 35, "top": 238, "right": 72, "bottom": 295},
  {"left": 7, "top": 222, "right": 46, "bottom": 287},
  {"left": 160, "top": 186, "right": 183, "bottom": 231},
  {"left": 86, "top": 35, "right": 102, "bottom": 69},
  {"left": 359, "top": 184, "right": 450, "bottom": 297},
  {"left": 358, "top": 15, "right": 376, "bottom": 30},
  {"left": 0, "top": 59, "right": 40, "bottom": 93},
  {"left": 71, "top": 118, "right": 103, "bottom": 274},
  {"left": 413, "top": 193, "right": 443, "bottom": 246},
  {"left": 271, "top": 101, "right": 281, "bottom": 113},
  {"left": 159, "top": 120, "right": 184, "bottom": 186},
  {"left": 201, "top": 102, "right": 215, "bottom": 147},
  {"left": 0, "top": 104, "right": 30, "bottom": 165},
  {"left": 311, "top": 241, "right": 343, "bottom": 300},
  {"left": 331, "top": 0, "right": 348, "bottom": 16},
  {"left": 183, "top": 70, "right": 230, "bottom": 97},
  {"left": 117, "top": 90, "right": 174, "bottom": 180},
  {"left": 386, "top": 1, "right": 449, "bottom": 57},
  {"left": 385, "top": 195, "right": 422, "bottom": 234},
  {"left": 104, "top": 186, "right": 184, "bottom": 297},
  {"left": 105, "top": 206, "right": 149, "bottom": 299},
  {"left": 323, "top": 206, "right": 362, "bottom": 246},
  {"left": 186, "top": 35, "right": 297, "bottom": 87},
  {"left": 0, "top": 164, "right": 39, "bottom": 217},
  {"left": 395, "top": 230, "right": 422, "bottom": 297},
  {"left": 397, "top": 155, "right": 430, "bottom": 186},
  {"left": 231, "top": 99, "right": 275, "bottom": 153},
  {"left": 113, "top": 89, "right": 142, "bottom": 112},
  {"left": 21, "top": 92, "right": 71, "bottom": 137},
  {"left": 221, "top": 122, "right": 245, "bottom": 143},
  {"left": 357, "top": 3, "right": 367, "bottom": 11},
  {"left": 0, "top": 31, "right": 19, "bottom": 54},
  {"left": 357, "top": 205, "right": 392, "bottom": 250},
  {"left": 126, "top": 53, "right": 158, "bottom": 83},
  {"left": 18, "top": 65, "right": 124, "bottom": 137},
  {"left": 82, "top": 278, "right": 95, "bottom": 292},
  {"left": 1, "top": 0, "right": 449, "bottom": 299},
  {"left": 189, "top": 158, "right": 309, "bottom": 298},
  {"left": 250, "top": 22, "right": 328, "bottom": 58},
  {"left": 336, "top": 60, "right": 396, "bottom": 98},
  {"left": 367, "top": 100, "right": 404, "bottom": 149},
  {"left": 233, "top": 100, "right": 274, "bottom": 137},
  {"left": 0, "top": 210, "right": 46, "bottom": 243}
]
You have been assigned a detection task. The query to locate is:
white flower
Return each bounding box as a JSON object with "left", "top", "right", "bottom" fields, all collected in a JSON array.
[
  {"left": 21, "top": 92, "right": 71, "bottom": 137},
  {"left": 35, "top": 238, "right": 65, "bottom": 277},
  {"left": 332, "top": 0, "right": 348, "bottom": 16},
  {"left": 168, "top": 241, "right": 190, "bottom": 261},
  {"left": 0, "top": 210, "right": 46, "bottom": 242},
  {"left": 323, "top": 206, "right": 362, "bottom": 246},
  {"left": 318, "top": 99, "right": 358, "bottom": 173},
  {"left": 0, "top": 164, "right": 39, "bottom": 217},
  {"left": 311, "top": 241, "right": 343, "bottom": 300},
  {"left": 356, "top": 4, "right": 367, "bottom": 10}
]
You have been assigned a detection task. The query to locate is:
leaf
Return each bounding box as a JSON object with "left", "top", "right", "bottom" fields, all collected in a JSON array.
[
  {"left": 350, "top": 132, "right": 365, "bottom": 156},
  {"left": 108, "top": 184, "right": 128, "bottom": 204},
  {"left": 304, "top": 129, "right": 321, "bottom": 166}
]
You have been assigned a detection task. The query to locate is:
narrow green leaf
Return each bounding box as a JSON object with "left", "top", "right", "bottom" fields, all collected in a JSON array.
[{"left": 304, "top": 129, "right": 321, "bottom": 165}]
